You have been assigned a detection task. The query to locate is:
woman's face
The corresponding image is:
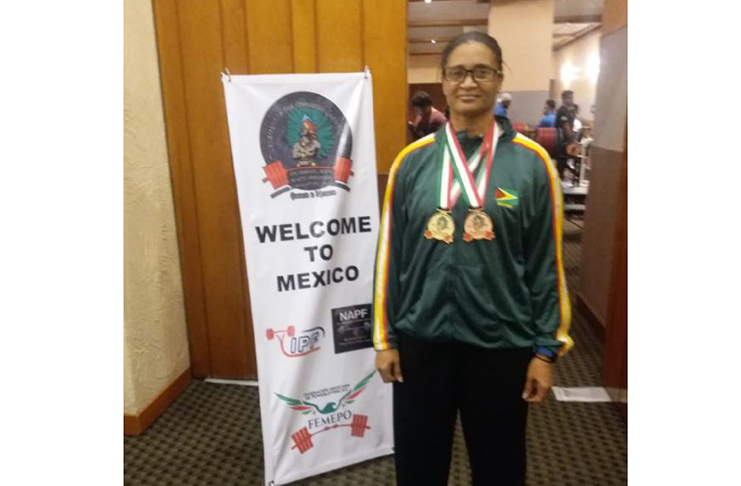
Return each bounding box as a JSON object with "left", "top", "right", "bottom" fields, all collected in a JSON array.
[{"left": 442, "top": 42, "right": 502, "bottom": 119}]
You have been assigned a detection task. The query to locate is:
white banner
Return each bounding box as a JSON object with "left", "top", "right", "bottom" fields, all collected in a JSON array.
[{"left": 222, "top": 71, "right": 393, "bottom": 486}]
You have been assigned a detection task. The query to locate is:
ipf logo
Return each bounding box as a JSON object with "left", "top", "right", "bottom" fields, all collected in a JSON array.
[{"left": 266, "top": 325, "right": 325, "bottom": 357}]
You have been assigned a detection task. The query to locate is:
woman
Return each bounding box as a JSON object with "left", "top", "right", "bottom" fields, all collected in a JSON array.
[{"left": 373, "top": 32, "right": 573, "bottom": 486}]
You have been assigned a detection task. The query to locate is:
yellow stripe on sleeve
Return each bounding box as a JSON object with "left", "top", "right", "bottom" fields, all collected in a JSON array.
[
  {"left": 513, "top": 134, "right": 574, "bottom": 355},
  {"left": 373, "top": 134, "right": 436, "bottom": 350}
]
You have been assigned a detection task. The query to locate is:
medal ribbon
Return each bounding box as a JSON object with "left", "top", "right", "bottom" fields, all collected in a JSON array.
[
  {"left": 440, "top": 143, "right": 482, "bottom": 209},
  {"left": 437, "top": 146, "right": 454, "bottom": 209},
  {"left": 444, "top": 121, "right": 499, "bottom": 209},
  {"left": 447, "top": 144, "right": 482, "bottom": 208}
]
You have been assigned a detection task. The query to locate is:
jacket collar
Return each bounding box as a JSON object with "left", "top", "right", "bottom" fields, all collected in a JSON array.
[
  {"left": 433, "top": 115, "right": 516, "bottom": 146},
  {"left": 494, "top": 115, "right": 516, "bottom": 143}
]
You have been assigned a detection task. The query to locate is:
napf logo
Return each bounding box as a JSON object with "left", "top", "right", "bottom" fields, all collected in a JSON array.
[{"left": 266, "top": 325, "right": 325, "bottom": 357}]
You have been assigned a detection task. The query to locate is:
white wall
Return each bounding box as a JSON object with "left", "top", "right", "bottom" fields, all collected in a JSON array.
[
  {"left": 552, "top": 29, "right": 601, "bottom": 122},
  {"left": 489, "top": 0, "right": 554, "bottom": 92},
  {"left": 124, "top": 0, "right": 190, "bottom": 415},
  {"left": 408, "top": 54, "right": 441, "bottom": 84}
]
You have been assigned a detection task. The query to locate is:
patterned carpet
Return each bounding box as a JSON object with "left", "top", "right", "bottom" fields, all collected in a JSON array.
[{"left": 124, "top": 219, "right": 627, "bottom": 485}]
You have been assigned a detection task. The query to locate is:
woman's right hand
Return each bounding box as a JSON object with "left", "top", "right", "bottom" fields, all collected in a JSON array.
[{"left": 375, "top": 349, "right": 404, "bottom": 383}]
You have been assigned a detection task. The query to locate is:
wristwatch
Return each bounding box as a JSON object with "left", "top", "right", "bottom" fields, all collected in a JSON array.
[{"left": 534, "top": 346, "right": 557, "bottom": 364}]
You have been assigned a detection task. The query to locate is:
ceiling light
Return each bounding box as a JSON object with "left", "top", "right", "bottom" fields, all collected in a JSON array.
[
  {"left": 431, "top": 39, "right": 436, "bottom": 44},
  {"left": 425, "top": 0, "right": 432, "bottom": 4}
]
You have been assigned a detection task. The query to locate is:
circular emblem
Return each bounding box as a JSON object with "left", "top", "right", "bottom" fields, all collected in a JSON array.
[
  {"left": 462, "top": 209, "right": 494, "bottom": 242},
  {"left": 260, "top": 92, "right": 353, "bottom": 193},
  {"left": 424, "top": 210, "right": 455, "bottom": 244}
]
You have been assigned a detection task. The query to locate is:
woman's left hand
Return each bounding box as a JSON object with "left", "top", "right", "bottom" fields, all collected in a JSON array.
[{"left": 521, "top": 357, "right": 554, "bottom": 403}]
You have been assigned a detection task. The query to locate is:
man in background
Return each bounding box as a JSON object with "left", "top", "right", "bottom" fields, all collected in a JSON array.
[
  {"left": 407, "top": 90, "right": 447, "bottom": 140},
  {"left": 538, "top": 99, "right": 557, "bottom": 127},
  {"left": 556, "top": 90, "right": 579, "bottom": 180},
  {"left": 571, "top": 103, "right": 583, "bottom": 136},
  {"left": 494, "top": 92, "right": 511, "bottom": 117}
]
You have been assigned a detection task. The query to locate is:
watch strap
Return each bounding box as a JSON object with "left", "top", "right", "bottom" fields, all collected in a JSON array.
[{"left": 534, "top": 346, "right": 557, "bottom": 363}]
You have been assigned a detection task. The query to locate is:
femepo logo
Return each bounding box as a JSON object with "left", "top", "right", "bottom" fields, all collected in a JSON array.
[
  {"left": 275, "top": 371, "right": 375, "bottom": 454},
  {"left": 265, "top": 325, "right": 325, "bottom": 358}
]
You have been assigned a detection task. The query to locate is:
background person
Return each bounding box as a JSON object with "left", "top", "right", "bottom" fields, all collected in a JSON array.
[
  {"left": 407, "top": 90, "right": 447, "bottom": 140},
  {"left": 571, "top": 103, "right": 583, "bottom": 137},
  {"left": 556, "top": 90, "right": 580, "bottom": 179},
  {"left": 494, "top": 91, "right": 511, "bottom": 116},
  {"left": 538, "top": 99, "right": 557, "bottom": 127},
  {"left": 374, "top": 31, "right": 573, "bottom": 486}
]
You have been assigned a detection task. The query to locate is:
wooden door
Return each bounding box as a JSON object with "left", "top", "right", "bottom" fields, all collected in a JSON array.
[
  {"left": 152, "top": 0, "right": 408, "bottom": 379},
  {"left": 603, "top": 126, "right": 628, "bottom": 418}
]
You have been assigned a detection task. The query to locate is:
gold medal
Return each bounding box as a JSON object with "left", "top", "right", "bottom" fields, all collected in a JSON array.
[
  {"left": 424, "top": 209, "right": 455, "bottom": 244},
  {"left": 463, "top": 208, "right": 494, "bottom": 242},
  {"left": 445, "top": 121, "right": 500, "bottom": 243}
]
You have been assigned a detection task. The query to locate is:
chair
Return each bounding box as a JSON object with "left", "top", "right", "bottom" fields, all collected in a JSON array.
[{"left": 511, "top": 122, "right": 529, "bottom": 134}]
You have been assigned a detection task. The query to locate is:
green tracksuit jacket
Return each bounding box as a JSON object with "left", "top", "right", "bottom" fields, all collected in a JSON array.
[{"left": 372, "top": 116, "right": 573, "bottom": 356}]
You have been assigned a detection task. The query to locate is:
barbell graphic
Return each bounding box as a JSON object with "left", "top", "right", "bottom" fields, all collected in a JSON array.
[
  {"left": 262, "top": 161, "right": 289, "bottom": 189},
  {"left": 266, "top": 325, "right": 295, "bottom": 341},
  {"left": 261, "top": 159, "right": 354, "bottom": 194},
  {"left": 266, "top": 326, "right": 322, "bottom": 357},
  {"left": 290, "top": 414, "right": 371, "bottom": 454}
]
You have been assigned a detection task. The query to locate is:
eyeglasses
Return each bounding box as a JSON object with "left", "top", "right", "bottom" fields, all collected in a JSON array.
[{"left": 442, "top": 66, "right": 501, "bottom": 83}]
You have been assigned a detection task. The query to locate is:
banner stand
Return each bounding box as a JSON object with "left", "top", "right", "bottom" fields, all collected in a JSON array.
[{"left": 222, "top": 71, "right": 394, "bottom": 486}]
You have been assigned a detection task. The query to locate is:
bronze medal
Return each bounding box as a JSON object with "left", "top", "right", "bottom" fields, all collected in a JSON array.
[
  {"left": 424, "top": 209, "right": 455, "bottom": 244},
  {"left": 462, "top": 208, "right": 494, "bottom": 242},
  {"left": 445, "top": 121, "right": 500, "bottom": 244}
]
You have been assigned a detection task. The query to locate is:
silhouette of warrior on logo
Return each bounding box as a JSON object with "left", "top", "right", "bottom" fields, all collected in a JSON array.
[
  {"left": 292, "top": 116, "right": 322, "bottom": 167},
  {"left": 260, "top": 92, "right": 354, "bottom": 196}
]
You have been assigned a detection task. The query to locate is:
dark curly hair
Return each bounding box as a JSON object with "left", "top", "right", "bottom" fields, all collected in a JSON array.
[{"left": 411, "top": 90, "right": 433, "bottom": 108}]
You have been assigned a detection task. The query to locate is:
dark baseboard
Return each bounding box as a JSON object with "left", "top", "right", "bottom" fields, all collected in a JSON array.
[
  {"left": 577, "top": 295, "right": 628, "bottom": 422},
  {"left": 124, "top": 367, "right": 191, "bottom": 436}
]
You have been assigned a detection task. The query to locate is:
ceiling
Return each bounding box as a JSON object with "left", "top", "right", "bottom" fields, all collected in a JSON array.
[
  {"left": 408, "top": 0, "right": 603, "bottom": 55},
  {"left": 552, "top": 21, "right": 601, "bottom": 49}
]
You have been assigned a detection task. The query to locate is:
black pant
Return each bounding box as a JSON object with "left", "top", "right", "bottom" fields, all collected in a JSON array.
[
  {"left": 556, "top": 156, "right": 568, "bottom": 181},
  {"left": 393, "top": 332, "right": 532, "bottom": 486}
]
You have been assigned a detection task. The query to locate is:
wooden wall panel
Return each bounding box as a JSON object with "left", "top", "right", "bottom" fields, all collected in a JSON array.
[
  {"left": 177, "top": 0, "right": 252, "bottom": 378},
  {"left": 220, "top": 0, "right": 258, "bottom": 378},
  {"left": 153, "top": 0, "right": 406, "bottom": 379},
  {"left": 316, "top": 0, "right": 363, "bottom": 72},
  {"left": 220, "top": 0, "right": 250, "bottom": 72},
  {"left": 245, "top": 0, "right": 293, "bottom": 73},
  {"left": 291, "top": 0, "right": 316, "bottom": 73},
  {"left": 153, "top": 0, "right": 211, "bottom": 377},
  {"left": 364, "top": 0, "right": 408, "bottom": 172}
]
